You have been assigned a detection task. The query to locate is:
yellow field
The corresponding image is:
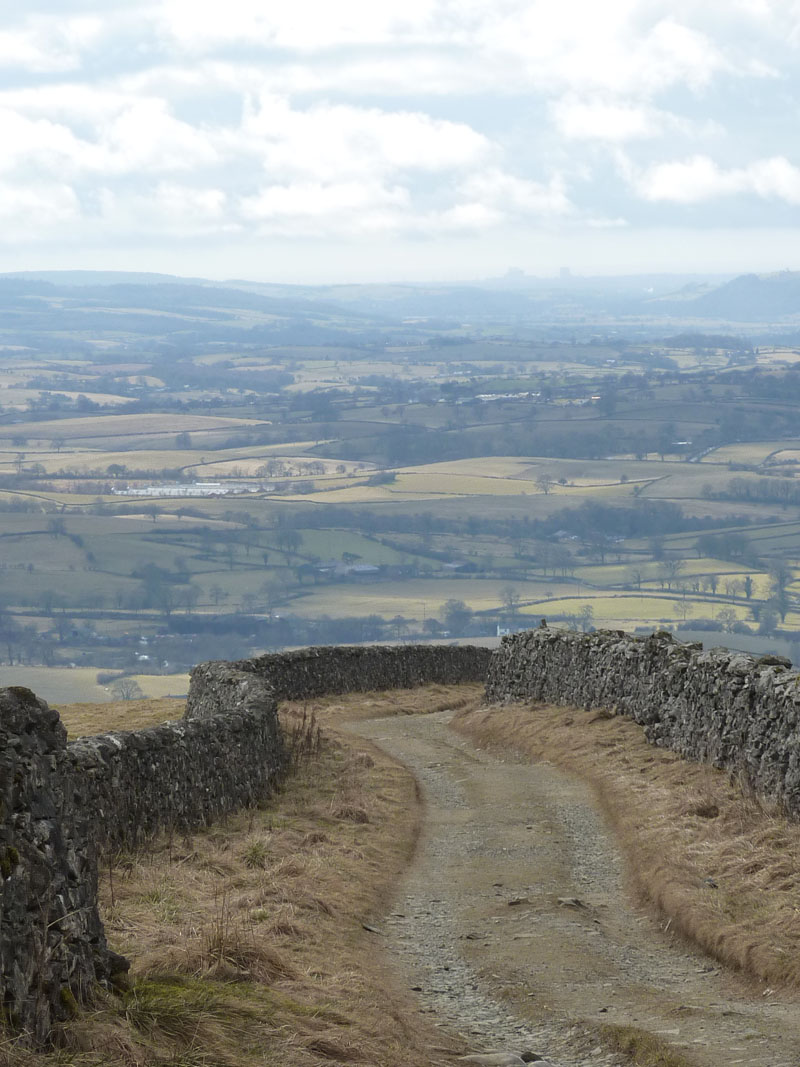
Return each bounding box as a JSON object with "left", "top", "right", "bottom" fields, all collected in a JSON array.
[
  {"left": 393, "top": 472, "right": 538, "bottom": 496},
  {"left": 520, "top": 594, "right": 753, "bottom": 625},
  {"left": 397, "top": 457, "right": 537, "bottom": 478},
  {"left": 0, "top": 666, "right": 188, "bottom": 705},
  {"left": 127, "top": 672, "right": 190, "bottom": 698},
  {"left": 767, "top": 449, "right": 800, "bottom": 465},
  {"left": 283, "top": 484, "right": 397, "bottom": 503},
  {"left": 0, "top": 413, "right": 261, "bottom": 443},
  {"left": 700, "top": 441, "right": 792, "bottom": 465},
  {"left": 755, "top": 347, "right": 800, "bottom": 364},
  {"left": 288, "top": 579, "right": 559, "bottom": 617},
  {"left": 573, "top": 558, "right": 758, "bottom": 583},
  {"left": 0, "top": 388, "right": 132, "bottom": 409}
]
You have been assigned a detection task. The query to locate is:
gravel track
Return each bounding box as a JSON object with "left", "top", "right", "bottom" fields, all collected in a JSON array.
[{"left": 347, "top": 710, "right": 800, "bottom": 1067}]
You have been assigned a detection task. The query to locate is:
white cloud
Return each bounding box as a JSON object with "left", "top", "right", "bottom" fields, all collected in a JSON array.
[
  {"left": 630, "top": 154, "right": 800, "bottom": 204},
  {"left": 0, "top": 15, "right": 105, "bottom": 73},
  {"left": 239, "top": 180, "right": 410, "bottom": 236},
  {"left": 432, "top": 202, "right": 503, "bottom": 231},
  {"left": 0, "top": 182, "right": 79, "bottom": 234},
  {"left": 160, "top": 0, "right": 438, "bottom": 51},
  {"left": 0, "top": 0, "right": 797, "bottom": 272},
  {"left": 238, "top": 96, "right": 490, "bottom": 181},
  {"left": 550, "top": 96, "right": 723, "bottom": 144},
  {"left": 551, "top": 99, "right": 659, "bottom": 142},
  {"left": 95, "top": 182, "right": 233, "bottom": 236},
  {"left": 99, "top": 99, "right": 219, "bottom": 173},
  {"left": 0, "top": 97, "right": 218, "bottom": 178},
  {"left": 457, "top": 169, "right": 573, "bottom": 218}
]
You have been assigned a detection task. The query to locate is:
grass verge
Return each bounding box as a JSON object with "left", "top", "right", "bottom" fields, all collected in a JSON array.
[{"left": 451, "top": 701, "right": 800, "bottom": 991}]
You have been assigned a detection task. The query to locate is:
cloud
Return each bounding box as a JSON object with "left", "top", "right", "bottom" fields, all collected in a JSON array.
[
  {"left": 0, "top": 182, "right": 79, "bottom": 236},
  {"left": 147, "top": 2, "right": 747, "bottom": 105},
  {"left": 159, "top": 0, "right": 438, "bottom": 52},
  {"left": 457, "top": 169, "right": 573, "bottom": 219},
  {"left": 239, "top": 180, "right": 410, "bottom": 236},
  {"left": 0, "top": 0, "right": 797, "bottom": 275},
  {"left": 238, "top": 96, "right": 490, "bottom": 181},
  {"left": 630, "top": 153, "right": 800, "bottom": 204},
  {"left": 551, "top": 99, "right": 660, "bottom": 142},
  {"left": 0, "top": 98, "right": 217, "bottom": 179},
  {"left": 0, "top": 15, "right": 105, "bottom": 73},
  {"left": 95, "top": 182, "right": 232, "bottom": 237}
]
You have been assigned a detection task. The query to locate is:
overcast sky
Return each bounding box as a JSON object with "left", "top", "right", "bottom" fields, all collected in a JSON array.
[{"left": 3, "top": 1, "right": 800, "bottom": 283}]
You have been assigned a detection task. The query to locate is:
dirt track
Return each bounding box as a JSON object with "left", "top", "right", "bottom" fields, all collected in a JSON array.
[{"left": 348, "top": 710, "right": 800, "bottom": 1067}]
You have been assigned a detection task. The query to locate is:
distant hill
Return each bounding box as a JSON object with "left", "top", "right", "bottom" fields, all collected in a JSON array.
[
  {"left": 654, "top": 272, "right": 800, "bottom": 322},
  {"left": 1, "top": 270, "right": 207, "bottom": 288},
  {"left": 2, "top": 269, "right": 788, "bottom": 341}
]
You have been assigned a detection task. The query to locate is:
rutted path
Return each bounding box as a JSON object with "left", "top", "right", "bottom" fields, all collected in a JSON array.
[{"left": 347, "top": 710, "right": 800, "bottom": 1067}]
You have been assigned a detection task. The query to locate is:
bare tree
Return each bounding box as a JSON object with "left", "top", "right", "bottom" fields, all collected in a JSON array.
[
  {"left": 111, "top": 678, "right": 144, "bottom": 701},
  {"left": 500, "top": 586, "right": 521, "bottom": 624}
]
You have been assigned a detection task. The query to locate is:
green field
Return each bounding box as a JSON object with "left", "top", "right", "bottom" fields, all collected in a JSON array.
[{"left": 1, "top": 308, "right": 799, "bottom": 689}]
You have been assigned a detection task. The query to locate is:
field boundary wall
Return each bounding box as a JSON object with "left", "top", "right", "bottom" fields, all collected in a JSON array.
[
  {"left": 0, "top": 643, "right": 489, "bottom": 1044},
  {"left": 486, "top": 626, "right": 800, "bottom": 814}
]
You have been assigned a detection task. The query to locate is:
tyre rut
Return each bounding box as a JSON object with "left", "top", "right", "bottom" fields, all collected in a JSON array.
[{"left": 346, "top": 710, "right": 800, "bottom": 1067}]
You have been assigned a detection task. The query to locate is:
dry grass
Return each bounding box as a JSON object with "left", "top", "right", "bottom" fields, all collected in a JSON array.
[
  {"left": 599, "top": 1024, "right": 697, "bottom": 1067},
  {"left": 57, "top": 698, "right": 185, "bottom": 739},
  {"left": 452, "top": 701, "right": 800, "bottom": 991},
  {"left": 3, "top": 685, "right": 482, "bottom": 1067},
  {"left": 279, "top": 681, "right": 484, "bottom": 730}
]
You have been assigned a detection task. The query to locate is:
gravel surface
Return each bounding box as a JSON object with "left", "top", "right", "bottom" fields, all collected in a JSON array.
[{"left": 347, "top": 710, "right": 800, "bottom": 1067}]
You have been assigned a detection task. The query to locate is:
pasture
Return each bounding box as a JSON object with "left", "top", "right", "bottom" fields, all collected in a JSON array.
[{"left": 1, "top": 323, "right": 800, "bottom": 693}]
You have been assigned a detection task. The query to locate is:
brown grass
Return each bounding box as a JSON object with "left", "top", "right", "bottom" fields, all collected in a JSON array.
[
  {"left": 57, "top": 682, "right": 485, "bottom": 740},
  {"left": 5, "top": 685, "right": 482, "bottom": 1067},
  {"left": 599, "top": 1024, "right": 697, "bottom": 1067},
  {"left": 279, "top": 681, "right": 484, "bottom": 730},
  {"left": 452, "top": 701, "right": 800, "bottom": 992},
  {"left": 56, "top": 698, "right": 185, "bottom": 739}
]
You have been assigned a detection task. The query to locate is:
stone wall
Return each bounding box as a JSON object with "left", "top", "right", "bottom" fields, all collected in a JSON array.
[
  {"left": 69, "top": 701, "right": 284, "bottom": 855},
  {"left": 1, "top": 642, "right": 489, "bottom": 1044},
  {"left": 187, "top": 643, "right": 492, "bottom": 713},
  {"left": 0, "top": 688, "right": 112, "bottom": 1044},
  {"left": 486, "top": 626, "right": 800, "bottom": 815}
]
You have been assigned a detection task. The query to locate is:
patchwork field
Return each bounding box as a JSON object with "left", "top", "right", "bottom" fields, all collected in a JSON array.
[{"left": 1, "top": 310, "right": 799, "bottom": 685}]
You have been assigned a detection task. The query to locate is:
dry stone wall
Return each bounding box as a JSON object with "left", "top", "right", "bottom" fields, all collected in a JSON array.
[
  {"left": 0, "top": 688, "right": 113, "bottom": 1044},
  {"left": 69, "top": 706, "right": 284, "bottom": 854},
  {"left": 486, "top": 626, "right": 800, "bottom": 815},
  {"left": 188, "top": 643, "right": 493, "bottom": 711},
  {"left": 0, "top": 642, "right": 489, "bottom": 1044}
]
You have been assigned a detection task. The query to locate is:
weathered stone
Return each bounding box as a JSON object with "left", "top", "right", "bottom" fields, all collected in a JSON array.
[
  {"left": 0, "top": 643, "right": 490, "bottom": 1045},
  {"left": 486, "top": 627, "right": 800, "bottom": 817},
  {"left": 188, "top": 643, "right": 492, "bottom": 711},
  {"left": 0, "top": 687, "right": 109, "bottom": 1045}
]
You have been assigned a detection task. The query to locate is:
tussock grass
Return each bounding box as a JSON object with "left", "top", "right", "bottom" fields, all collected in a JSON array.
[
  {"left": 7, "top": 685, "right": 481, "bottom": 1067},
  {"left": 599, "top": 1024, "right": 697, "bottom": 1067},
  {"left": 452, "top": 701, "right": 800, "bottom": 991}
]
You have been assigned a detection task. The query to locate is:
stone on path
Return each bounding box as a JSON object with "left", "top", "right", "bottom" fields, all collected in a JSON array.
[{"left": 458, "top": 1052, "right": 554, "bottom": 1066}]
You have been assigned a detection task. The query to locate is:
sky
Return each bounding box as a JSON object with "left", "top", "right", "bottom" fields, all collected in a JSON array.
[{"left": 2, "top": 1, "right": 800, "bottom": 283}]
